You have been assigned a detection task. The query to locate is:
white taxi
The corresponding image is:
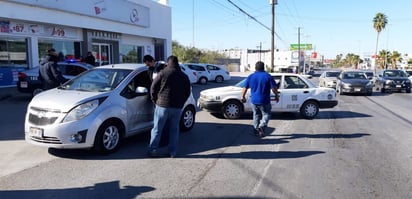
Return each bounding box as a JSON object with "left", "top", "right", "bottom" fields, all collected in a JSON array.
[
  {"left": 198, "top": 73, "right": 338, "bottom": 119},
  {"left": 25, "top": 64, "right": 196, "bottom": 153}
]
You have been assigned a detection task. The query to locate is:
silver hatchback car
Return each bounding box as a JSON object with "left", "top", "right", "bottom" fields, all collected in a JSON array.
[{"left": 25, "top": 64, "right": 196, "bottom": 153}]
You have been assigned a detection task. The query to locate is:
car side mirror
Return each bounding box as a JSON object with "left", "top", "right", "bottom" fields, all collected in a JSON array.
[{"left": 135, "top": 87, "right": 148, "bottom": 95}]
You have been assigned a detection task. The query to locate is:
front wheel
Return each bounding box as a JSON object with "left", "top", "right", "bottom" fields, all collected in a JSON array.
[
  {"left": 198, "top": 77, "right": 208, "bottom": 85},
  {"left": 180, "top": 106, "right": 196, "bottom": 131},
  {"left": 222, "top": 100, "right": 242, "bottom": 119},
  {"left": 406, "top": 88, "right": 411, "bottom": 93},
  {"left": 300, "top": 101, "right": 319, "bottom": 119},
  {"left": 215, "top": 75, "right": 224, "bottom": 83},
  {"left": 94, "top": 121, "right": 123, "bottom": 154}
]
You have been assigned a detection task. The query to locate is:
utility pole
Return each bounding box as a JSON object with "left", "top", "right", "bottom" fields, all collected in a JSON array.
[
  {"left": 270, "top": 0, "right": 277, "bottom": 72},
  {"left": 192, "top": 0, "right": 195, "bottom": 47},
  {"left": 298, "top": 27, "right": 301, "bottom": 74},
  {"left": 258, "top": 42, "right": 262, "bottom": 61}
]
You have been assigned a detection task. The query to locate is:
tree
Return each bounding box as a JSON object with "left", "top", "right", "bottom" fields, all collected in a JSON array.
[
  {"left": 390, "top": 51, "right": 402, "bottom": 69},
  {"left": 172, "top": 40, "right": 227, "bottom": 63},
  {"left": 373, "top": 13, "right": 388, "bottom": 71},
  {"left": 378, "top": 49, "right": 390, "bottom": 69}
]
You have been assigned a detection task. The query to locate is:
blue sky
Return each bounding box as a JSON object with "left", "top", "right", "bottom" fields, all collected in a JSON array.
[{"left": 170, "top": 0, "right": 412, "bottom": 59}]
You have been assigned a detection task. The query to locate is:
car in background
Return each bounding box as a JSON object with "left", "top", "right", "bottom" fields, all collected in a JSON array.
[
  {"left": 205, "top": 64, "right": 231, "bottom": 83},
  {"left": 25, "top": 64, "right": 196, "bottom": 153},
  {"left": 375, "top": 69, "right": 411, "bottom": 93},
  {"left": 319, "top": 71, "right": 341, "bottom": 88},
  {"left": 185, "top": 63, "right": 212, "bottom": 84},
  {"left": 17, "top": 61, "right": 93, "bottom": 97},
  {"left": 198, "top": 73, "right": 337, "bottom": 119},
  {"left": 405, "top": 70, "right": 412, "bottom": 81},
  {"left": 180, "top": 64, "right": 198, "bottom": 84},
  {"left": 336, "top": 71, "right": 373, "bottom": 96}
]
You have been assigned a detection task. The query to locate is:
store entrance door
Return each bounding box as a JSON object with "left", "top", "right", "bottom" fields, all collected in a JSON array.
[{"left": 92, "top": 43, "right": 112, "bottom": 66}]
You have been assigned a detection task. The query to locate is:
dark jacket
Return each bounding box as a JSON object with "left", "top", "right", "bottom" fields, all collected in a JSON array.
[
  {"left": 150, "top": 64, "right": 191, "bottom": 108},
  {"left": 84, "top": 55, "right": 95, "bottom": 66},
  {"left": 39, "top": 55, "right": 67, "bottom": 90}
]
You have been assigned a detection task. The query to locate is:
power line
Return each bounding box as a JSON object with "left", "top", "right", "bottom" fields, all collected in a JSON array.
[{"left": 226, "top": 0, "right": 284, "bottom": 43}]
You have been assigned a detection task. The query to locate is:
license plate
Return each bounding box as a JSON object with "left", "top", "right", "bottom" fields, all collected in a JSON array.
[
  {"left": 29, "top": 127, "right": 43, "bottom": 138},
  {"left": 354, "top": 88, "right": 361, "bottom": 92},
  {"left": 396, "top": 85, "right": 402, "bottom": 88},
  {"left": 20, "top": 81, "right": 28, "bottom": 88}
]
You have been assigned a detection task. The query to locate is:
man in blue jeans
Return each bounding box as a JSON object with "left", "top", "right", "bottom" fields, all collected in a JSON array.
[
  {"left": 148, "top": 55, "right": 191, "bottom": 158},
  {"left": 241, "top": 61, "right": 279, "bottom": 137}
]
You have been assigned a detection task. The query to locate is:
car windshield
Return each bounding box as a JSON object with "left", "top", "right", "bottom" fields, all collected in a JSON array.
[
  {"left": 384, "top": 70, "right": 407, "bottom": 77},
  {"left": 342, "top": 72, "right": 366, "bottom": 79},
  {"left": 364, "top": 72, "right": 373, "bottom": 77},
  {"left": 326, "top": 72, "right": 340, "bottom": 77},
  {"left": 59, "top": 69, "right": 132, "bottom": 92}
]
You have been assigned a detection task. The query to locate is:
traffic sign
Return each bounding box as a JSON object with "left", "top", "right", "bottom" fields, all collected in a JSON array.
[{"left": 290, "top": 44, "right": 313, "bottom": 50}]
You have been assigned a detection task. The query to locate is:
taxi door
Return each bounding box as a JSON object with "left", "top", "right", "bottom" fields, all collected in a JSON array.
[
  {"left": 279, "top": 75, "right": 312, "bottom": 111},
  {"left": 270, "top": 75, "right": 283, "bottom": 111}
]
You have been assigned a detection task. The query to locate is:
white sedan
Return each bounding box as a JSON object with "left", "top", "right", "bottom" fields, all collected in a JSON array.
[
  {"left": 198, "top": 73, "right": 338, "bottom": 119},
  {"left": 25, "top": 64, "right": 196, "bottom": 153}
]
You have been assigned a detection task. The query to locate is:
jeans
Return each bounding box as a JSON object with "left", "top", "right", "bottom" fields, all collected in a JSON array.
[
  {"left": 149, "top": 105, "right": 182, "bottom": 155},
  {"left": 252, "top": 103, "right": 272, "bottom": 130}
]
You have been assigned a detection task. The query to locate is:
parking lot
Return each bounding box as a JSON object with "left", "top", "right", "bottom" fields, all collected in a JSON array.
[{"left": 1, "top": 73, "right": 412, "bottom": 198}]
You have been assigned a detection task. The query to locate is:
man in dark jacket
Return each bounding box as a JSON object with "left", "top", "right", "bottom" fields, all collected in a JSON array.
[
  {"left": 148, "top": 55, "right": 191, "bottom": 158},
  {"left": 39, "top": 48, "right": 67, "bottom": 90},
  {"left": 84, "top": 51, "right": 96, "bottom": 66}
]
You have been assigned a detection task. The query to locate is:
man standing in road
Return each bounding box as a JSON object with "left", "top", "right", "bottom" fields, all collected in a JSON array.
[
  {"left": 241, "top": 61, "right": 279, "bottom": 137},
  {"left": 148, "top": 55, "right": 191, "bottom": 158},
  {"left": 39, "top": 48, "right": 67, "bottom": 90}
]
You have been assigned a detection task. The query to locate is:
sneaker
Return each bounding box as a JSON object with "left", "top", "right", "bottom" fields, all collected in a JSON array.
[
  {"left": 147, "top": 150, "right": 160, "bottom": 158},
  {"left": 257, "top": 127, "right": 265, "bottom": 138}
]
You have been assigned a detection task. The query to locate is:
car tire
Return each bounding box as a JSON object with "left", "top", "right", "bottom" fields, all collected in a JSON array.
[
  {"left": 366, "top": 91, "right": 373, "bottom": 96},
  {"left": 180, "top": 106, "right": 196, "bottom": 132},
  {"left": 300, "top": 100, "right": 319, "bottom": 119},
  {"left": 222, "top": 100, "right": 242, "bottom": 119},
  {"left": 32, "top": 88, "right": 44, "bottom": 97},
  {"left": 407, "top": 88, "right": 411, "bottom": 93},
  {"left": 338, "top": 86, "right": 344, "bottom": 95},
  {"left": 94, "top": 120, "right": 123, "bottom": 154},
  {"left": 381, "top": 87, "right": 386, "bottom": 93},
  {"left": 215, "top": 75, "right": 224, "bottom": 83},
  {"left": 198, "top": 77, "right": 208, "bottom": 85}
]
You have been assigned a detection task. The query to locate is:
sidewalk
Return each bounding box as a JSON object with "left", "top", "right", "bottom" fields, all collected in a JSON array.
[{"left": 0, "top": 86, "right": 19, "bottom": 101}]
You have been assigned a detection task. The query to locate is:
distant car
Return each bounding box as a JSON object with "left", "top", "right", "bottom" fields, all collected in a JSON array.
[
  {"left": 25, "top": 64, "right": 196, "bottom": 153},
  {"left": 205, "top": 64, "right": 231, "bottom": 83},
  {"left": 198, "top": 73, "right": 338, "bottom": 119},
  {"left": 180, "top": 64, "right": 198, "bottom": 84},
  {"left": 405, "top": 70, "right": 412, "bottom": 81},
  {"left": 17, "top": 61, "right": 93, "bottom": 97},
  {"left": 319, "top": 71, "right": 341, "bottom": 88},
  {"left": 185, "top": 63, "right": 212, "bottom": 84},
  {"left": 375, "top": 69, "right": 411, "bottom": 93},
  {"left": 336, "top": 71, "right": 373, "bottom": 96}
]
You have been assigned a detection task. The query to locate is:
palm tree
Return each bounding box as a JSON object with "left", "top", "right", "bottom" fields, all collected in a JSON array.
[
  {"left": 378, "top": 49, "right": 390, "bottom": 69},
  {"left": 390, "top": 51, "right": 402, "bottom": 69},
  {"left": 373, "top": 13, "right": 388, "bottom": 72}
]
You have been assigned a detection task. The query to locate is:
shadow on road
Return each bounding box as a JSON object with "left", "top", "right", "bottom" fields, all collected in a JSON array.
[
  {"left": 0, "top": 180, "right": 155, "bottom": 199},
  {"left": 268, "top": 133, "right": 371, "bottom": 139},
  {"left": 182, "top": 150, "right": 325, "bottom": 159}
]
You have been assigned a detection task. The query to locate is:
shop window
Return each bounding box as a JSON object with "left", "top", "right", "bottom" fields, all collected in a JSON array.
[
  {"left": 121, "top": 45, "right": 143, "bottom": 63},
  {"left": 38, "top": 40, "right": 80, "bottom": 62},
  {"left": 0, "top": 37, "right": 28, "bottom": 67}
]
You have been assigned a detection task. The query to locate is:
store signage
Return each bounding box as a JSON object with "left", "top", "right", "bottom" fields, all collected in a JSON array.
[
  {"left": 4, "top": 0, "right": 150, "bottom": 28},
  {"left": 2, "top": 21, "right": 79, "bottom": 39}
]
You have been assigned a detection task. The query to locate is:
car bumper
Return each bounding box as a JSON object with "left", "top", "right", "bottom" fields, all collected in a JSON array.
[
  {"left": 198, "top": 99, "right": 223, "bottom": 112},
  {"left": 383, "top": 84, "right": 410, "bottom": 91},
  {"left": 319, "top": 100, "right": 338, "bottom": 108},
  {"left": 325, "top": 82, "right": 337, "bottom": 88},
  {"left": 25, "top": 113, "right": 100, "bottom": 149},
  {"left": 341, "top": 87, "right": 373, "bottom": 94},
  {"left": 17, "top": 81, "right": 42, "bottom": 94}
]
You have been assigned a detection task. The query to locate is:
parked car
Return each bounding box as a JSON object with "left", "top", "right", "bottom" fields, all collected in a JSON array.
[
  {"left": 319, "top": 71, "right": 341, "bottom": 88},
  {"left": 336, "top": 71, "right": 373, "bottom": 96},
  {"left": 180, "top": 64, "right": 198, "bottom": 84},
  {"left": 185, "top": 63, "right": 212, "bottom": 84},
  {"left": 17, "top": 61, "right": 93, "bottom": 97},
  {"left": 198, "top": 73, "right": 338, "bottom": 119},
  {"left": 25, "top": 64, "right": 196, "bottom": 153},
  {"left": 205, "top": 64, "right": 231, "bottom": 83},
  {"left": 375, "top": 69, "right": 411, "bottom": 93}
]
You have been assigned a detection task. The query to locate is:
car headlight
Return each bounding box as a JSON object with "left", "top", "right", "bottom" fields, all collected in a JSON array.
[
  {"left": 204, "top": 95, "right": 220, "bottom": 101},
  {"left": 342, "top": 83, "right": 351, "bottom": 88},
  {"left": 385, "top": 80, "right": 393, "bottom": 84},
  {"left": 406, "top": 79, "right": 411, "bottom": 84},
  {"left": 366, "top": 81, "right": 373, "bottom": 87},
  {"left": 62, "top": 99, "right": 102, "bottom": 123}
]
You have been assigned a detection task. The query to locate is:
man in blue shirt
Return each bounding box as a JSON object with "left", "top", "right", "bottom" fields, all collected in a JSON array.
[{"left": 241, "top": 61, "right": 279, "bottom": 137}]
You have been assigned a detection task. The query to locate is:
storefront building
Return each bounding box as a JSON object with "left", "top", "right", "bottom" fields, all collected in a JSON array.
[{"left": 0, "top": 0, "right": 171, "bottom": 86}]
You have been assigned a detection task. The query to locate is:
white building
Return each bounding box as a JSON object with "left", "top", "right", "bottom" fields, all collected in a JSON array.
[{"left": 0, "top": 0, "right": 171, "bottom": 86}]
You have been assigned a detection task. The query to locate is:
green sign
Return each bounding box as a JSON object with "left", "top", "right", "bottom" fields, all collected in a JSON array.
[{"left": 290, "top": 44, "right": 313, "bottom": 50}]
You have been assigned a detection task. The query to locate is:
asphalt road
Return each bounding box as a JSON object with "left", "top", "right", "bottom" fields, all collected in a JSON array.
[{"left": 0, "top": 74, "right": 412, "bottom": 199}]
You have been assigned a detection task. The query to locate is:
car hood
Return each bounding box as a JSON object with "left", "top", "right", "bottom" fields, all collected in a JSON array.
[
  {"left": 324, "top": 77, "right": 338, "bottom": 81},
  {"left": 384, "top": 77, "right": 409, "bottom": 81},
  {"left": 29, "top": 88, "right": 110, "bottom": 112},
  {"left": 201, "top": 86, "right": 242, "bottom": 95}
]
